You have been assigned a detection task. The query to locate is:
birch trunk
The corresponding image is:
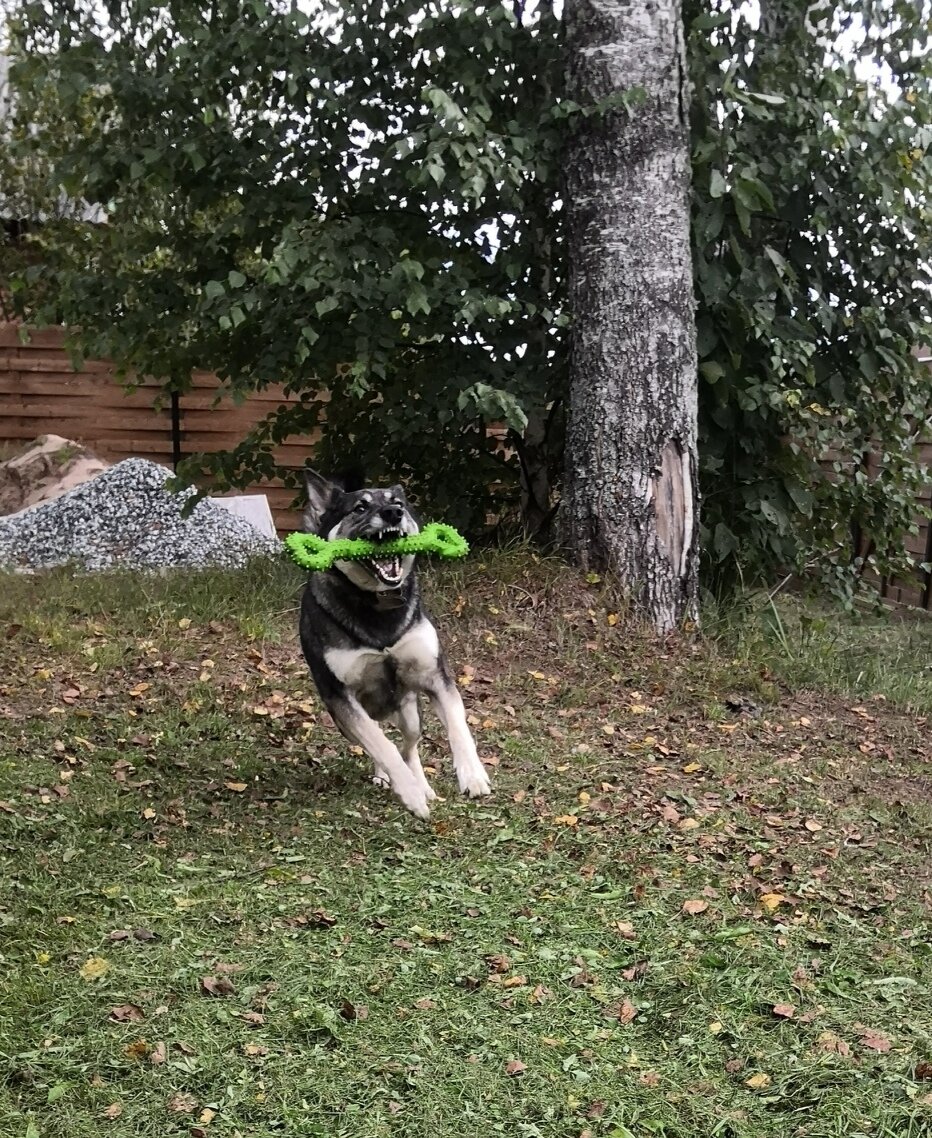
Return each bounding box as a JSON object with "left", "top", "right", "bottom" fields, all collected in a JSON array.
[{"left": 561, "top": 0, "right": 700, "bottom": 634}]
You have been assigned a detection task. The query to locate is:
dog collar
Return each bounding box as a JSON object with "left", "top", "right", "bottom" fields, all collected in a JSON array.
[{"left": 371, "top": 587, "right": 407, "bottom": 611}]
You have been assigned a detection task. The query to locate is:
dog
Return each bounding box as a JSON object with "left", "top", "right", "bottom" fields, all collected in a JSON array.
[{"left": 297, "top": 469, "right": 492, "bottom": 819}]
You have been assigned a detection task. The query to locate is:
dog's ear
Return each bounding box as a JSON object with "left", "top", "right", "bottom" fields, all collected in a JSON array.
[{"left": 302, "top": 467, "right": 338, "bottom": 531}]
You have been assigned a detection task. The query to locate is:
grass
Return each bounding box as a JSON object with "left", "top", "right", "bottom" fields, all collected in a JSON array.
[{"left": 0, "top": 552, "right": 930, "bottom": 1138}]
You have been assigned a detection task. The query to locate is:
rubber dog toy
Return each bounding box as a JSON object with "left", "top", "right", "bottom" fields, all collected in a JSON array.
[{"left": 285, "top": 522, "right": 469, "bottom": 572}]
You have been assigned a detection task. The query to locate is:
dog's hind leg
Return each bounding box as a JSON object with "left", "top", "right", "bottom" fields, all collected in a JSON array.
[
  {"left": 427, "top": 675, "right": 491, "bottom": 799},
  {"left": 329, "top": 696, "right": 431, "bottom": 820},
  {"left": 392, "top": 695, "right": 436, "bottom": 802}
]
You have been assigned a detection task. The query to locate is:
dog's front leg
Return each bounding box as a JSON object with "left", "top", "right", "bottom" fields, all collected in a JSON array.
[
  {"left": 329, "top": 696, "right": 431, "bottom": 820},
  {"left": 427, "top": 674, "right": 492, "bottom": 799}
]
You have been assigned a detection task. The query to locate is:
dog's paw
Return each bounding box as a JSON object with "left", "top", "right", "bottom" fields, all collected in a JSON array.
[
  {"left": 393, "top": 778, "right": 432, "bottom": 820},
  {"left": 398, "top": 790, "right": 432, "bottom": 820},
  {"left": 458, "top": 767, "right": 492, "bottom": 798},
  {"left": 372, "top": 773, "right": 391, "bottom": 790}
]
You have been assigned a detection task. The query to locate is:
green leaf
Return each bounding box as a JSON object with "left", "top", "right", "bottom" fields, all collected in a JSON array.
[
  {"left": 709, "top": 169, "right": 726, "bottom": 199},
  {"left": 700, "top": 361, "right": 726, "bottom": 384},
  {"left": 315, "top": 296, "right": 339, "bottom": 318},
  {"left": 204, "top": 280, "right": 225, "bottom": 300},
  {"left": 228, "top": 270, "right": 246, "bottom": 288}
]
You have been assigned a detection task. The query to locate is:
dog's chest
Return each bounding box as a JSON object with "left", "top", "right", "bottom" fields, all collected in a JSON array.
[{"left": 324, "top": 620, "right": 440, "bottom": 695}]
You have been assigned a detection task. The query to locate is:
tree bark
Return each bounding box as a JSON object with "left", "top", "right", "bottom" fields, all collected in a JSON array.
[{"left": 561, "top": 0, "right": 700, "bottom": 634}]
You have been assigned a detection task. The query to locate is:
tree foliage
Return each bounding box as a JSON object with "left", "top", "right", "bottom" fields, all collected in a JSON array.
[
  {"left": 687, "top": 0, "right": 932, "bottom": 593},
  {"left": 6, "top": 0, "right": 932, "bottom": 597},
  {"left": 7, "top": 0, "right": 565, "bottom": 532}
]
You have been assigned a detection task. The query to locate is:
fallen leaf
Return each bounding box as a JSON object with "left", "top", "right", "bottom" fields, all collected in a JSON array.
[
  {"left": 505, "top": 1059, "right": 526, "bottom": 1076},
  {"left": 101, "top": 1102, "right": 123, "bottom": 1121},
  {"left": 529, "top": 984, "right": 553, "bottom": 1004},
  {"left": 745, "top": 1072, "right": 771, "bottom": 1089},
  {"left": 914, "top": 1061, "right": 932, "bottom": 1081},
  {"left": 310, "top": 909, "right": 338, "bottom": 928},
  {"left": 486, "top": 954, "right": 511, "bottom": 974},
  {"left": 199, "top": 1108, "right": 216, "bottom": 1125},
  {"left": 244, "top": 1042, "right": 268, "bottom": 1057},
  {"left": 200, "top": 975, "right": 235, "bottom": 998},
  {"left": 150, "top": 1042, "right": 167, "bottom": 1066},
  {"left": 107, "top": 929, "right": 131, "bottom": 942},
  {"left": 108, "top": 1004, "right": 144, "bottom": 1023},
  {"left": 168, "top": 1092, "right": 197, "bottom": 1114},
  {"left": 804, "top": 819, "right": 823, "bottom": 833},
  {"left": 858, "top": 1026, "right": 892, "bottom": 1053},
  {"left": 682, "top": 762, "right": 701, "bottom": 773},
  {"left": 622, "top": 961, "right": 649, "bottom": 981},
  {"left": 225, "top": 781, "right": 248, "bottom": 793},
  {"left": 682, "top": 899, "right": 709, "bottom": 916},
  {"left": 553, "top": 814, "right": 579, "bottom": 827},
  {"left": 414, "top": 998, "right": 436, "bottom": 1010},
  {"left": 79, "top": 956, "right": 110, "bottom": 982},
  {"left": 613, "top": 921, "right": 637, "bottom": 940},
  {"left": 133, "top": 927, "right": 157, "bottom": 942},
  {"left": 760, "top": 892, "right": 786, "bottom": 913},
  {"left": 339, "top": 1000, "right": 368, "bottom": 1021},
  {"left": 772, "top": 1003, "right": 796, "bottom": 1019},
  {"left": 817, "top": 1032, "right": 851, "bottom": 1056},
  {"left": 243, "top": 1011, "right": 265, "bottom": 1027},
  {"left": 725, "top": 1058, "right": 745, "bottom": 1073},
  {"left": 124, "top": 1039, "right": 149, "bottom": 1061},
  {"left": 616, "top": 998, "right": 637, "bottom": 1024},
  {"left": 388, "top": 1101, "right": 402, "bottom": 1114}
]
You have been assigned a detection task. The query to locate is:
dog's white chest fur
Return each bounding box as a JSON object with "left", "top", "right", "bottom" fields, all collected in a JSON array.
[{"left": 324, "top": 620, "right": 440, "bottom": 695}]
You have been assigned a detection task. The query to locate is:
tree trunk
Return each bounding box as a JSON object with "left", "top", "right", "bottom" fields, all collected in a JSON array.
[{"left": 561, "top": 0, "right": 700, "bottom": 634}]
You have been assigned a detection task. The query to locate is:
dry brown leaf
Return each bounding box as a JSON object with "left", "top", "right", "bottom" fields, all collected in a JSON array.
[
  {"left": 613, "top": 921, "right": 637, "bottom": 940},
  {"left": 108, "top": 1004, "right": 144, "bottom": 1023},
  {"left": 200, "top": 975, "right": 235, "bottom": 998},
  {"left": 617, "top": 998, "right": 637, "bottom": 1024},
  {"left": 414, "top": 998, "right": 436, "bottom": 1010},
  {"left": 682, "top": 899, "right": 709, "bottom": 916},
  {"left": 101, "top": 1102, "right": 123, "bottom": 1121},
  {"left": 760, "top": 892, "right": 786, "bottom": 913},
  {"left": 804, "top": 818, "right": 823, "bottom": 833},
  {"left": 772, "top": 1003, "right": 796, "bottom": 1019},
  {"left": 859, "top": 1026, "right": 892, "bottom": 1053},
  {"left": 622, "top": 961, "right": 649, "bottom": 981},
  {"left": 225, "top": 781, "right": 247, "bottom": 793},
  {"left": 150, "top": 1042, "right": 167, "bottom": 1066},
  {"left": 745, "top": 1072, "right": 771, "bottom": 1089},
  {"left": 168, "top": 1092, "right": 197, "bottom": 1114},
  {"left": 505, "top": 1059, "right": 526, "bottom": 1076},
  {"left": 124, "top": 1039, "right": 149, "bottom": 1061},
  {"left": 817, "top": 1032, "right": 851, "bottom": 1056}
]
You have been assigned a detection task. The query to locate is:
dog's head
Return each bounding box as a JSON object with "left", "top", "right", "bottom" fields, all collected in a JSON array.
[{"left": 302, "top": 468, "right": 419, "bottom": 591}]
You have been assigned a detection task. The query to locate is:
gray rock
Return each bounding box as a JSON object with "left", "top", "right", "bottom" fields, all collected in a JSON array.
[{"left": 0, "top": 458, "right": 281, "bottom": 572}]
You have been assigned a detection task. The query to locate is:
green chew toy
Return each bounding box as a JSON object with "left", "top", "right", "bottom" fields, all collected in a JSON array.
[{"left": 285, "top": 522, "right": 469, "bottom": 572}]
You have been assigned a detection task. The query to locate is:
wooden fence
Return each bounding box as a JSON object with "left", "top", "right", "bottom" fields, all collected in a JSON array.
[
  {"left": 1, "top": 323, "right": 931, "bottom": 608},
  {"left": 0, "top": 324, "right": 317, "bottom": 533}
]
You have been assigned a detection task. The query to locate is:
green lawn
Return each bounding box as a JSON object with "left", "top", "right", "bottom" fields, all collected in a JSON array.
[{"left": 1, "top": 557, "right": 930, "bottom": 1138}]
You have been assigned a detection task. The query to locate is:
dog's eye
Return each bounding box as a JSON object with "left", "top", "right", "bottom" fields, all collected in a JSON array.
[{"left": 353, "top": 502, "right": 367, "bottom": 513}]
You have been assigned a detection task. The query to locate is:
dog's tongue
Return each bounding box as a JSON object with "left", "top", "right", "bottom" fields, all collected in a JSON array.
[{"left": 374, "top": 556, "right": 402, "bottom": 581}]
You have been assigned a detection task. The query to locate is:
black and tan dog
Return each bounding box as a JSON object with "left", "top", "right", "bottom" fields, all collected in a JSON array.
[{"left": 298, "top": 469, "right": 491, "bottom": 819}]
